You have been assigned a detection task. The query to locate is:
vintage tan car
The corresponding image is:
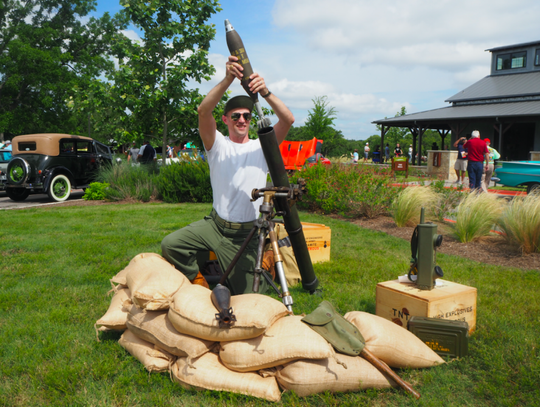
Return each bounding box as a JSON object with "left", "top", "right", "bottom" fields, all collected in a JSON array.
[{"left": 5, "top": 133, "right": 112, "bottom": 202}]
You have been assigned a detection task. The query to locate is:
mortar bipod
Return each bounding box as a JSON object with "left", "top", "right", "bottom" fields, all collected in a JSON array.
[{"left": 251, "top": 188, "right": 293, "bottom": 312}]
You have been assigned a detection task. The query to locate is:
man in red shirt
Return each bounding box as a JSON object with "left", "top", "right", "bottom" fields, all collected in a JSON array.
[{"left": 463, "top": 130, "right": 490, "bottom": 191}]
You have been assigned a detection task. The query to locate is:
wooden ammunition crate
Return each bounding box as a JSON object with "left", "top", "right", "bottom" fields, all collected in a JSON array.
[
  {"left": 376, "top": 279, "right": 477, "bottom": 334},
  {"left": 301, "top": 222, "right": 331, "bottom": 263}
]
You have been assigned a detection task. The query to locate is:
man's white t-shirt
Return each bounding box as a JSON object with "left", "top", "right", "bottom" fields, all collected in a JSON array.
[{"left": 206, "top": 131, "right": 269, "bottom": 223}]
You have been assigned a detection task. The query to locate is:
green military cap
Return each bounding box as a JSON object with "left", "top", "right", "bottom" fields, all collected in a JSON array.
[{"left": 224, "top": 95, "right": 254, "bottom": 115}]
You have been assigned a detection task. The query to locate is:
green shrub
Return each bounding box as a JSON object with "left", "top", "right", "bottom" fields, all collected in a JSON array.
[
  {"left": 290, "top": 163, "right": 394, "bottom": 218},
  {"left": 430, "top": 180, "right": 466, "bottom": 221},
  {"left": 97, "top": 162, "right": 159, "bottom": 202},
  {"left": 453, "top": 191, "right": 504, "bottom": 243},
  {"left": 156, "top": 161, "right": 212, "bottom": 203},
  {"left": 82, "top": 182, "right": 110, "bottom": 201},
  {"left": 498, "top": 189, "right": 540, "bottom": 253},
  {"left": 391, "top": 186, "right": 438, "bottom": 227}
]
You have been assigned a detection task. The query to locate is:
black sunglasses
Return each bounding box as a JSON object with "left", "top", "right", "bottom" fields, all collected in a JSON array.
[{"left": 230, "top": 112, "right": 252, "bottom": 121}]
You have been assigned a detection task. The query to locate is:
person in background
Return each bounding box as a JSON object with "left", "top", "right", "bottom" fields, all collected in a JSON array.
[
  {"left": 453, "top": 136, "right": 468, "bottom": 185},
  {"left": 3, "top": 140, "right": 12, "bottom": 151},
  {"left": 482, "top": 138, "right": 500, "bottom": 192},
  {"left": 408, "top": 144, "right": 413, "bottom": 163},
  {"left": 351, "top": 149, "right": 359, "bottom": 163},
  {"left": 167, "top": 144, "right": 174, "bottom": 159},
  {"left": 127, "top": 141, "right": 140, "bottom": 165},
  {"left": 463, "top": 130, "right": 489, "bottom": 191},
  {"left": 384, "top": 143, "right": 390, "bottom": 163},
  {"left": 394, "top": 143, "right": 402, "bottom": 157},
  {"left": 363, "top": 143, "right": 370, "bottom": 163},
  {"left": 138, "top": 141, "right": 156, "bottom": 164}
]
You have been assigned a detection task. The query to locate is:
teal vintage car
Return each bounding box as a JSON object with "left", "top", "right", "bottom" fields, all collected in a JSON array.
[{"left": 493, "top": 161, "right": 540, "bottom": 193}]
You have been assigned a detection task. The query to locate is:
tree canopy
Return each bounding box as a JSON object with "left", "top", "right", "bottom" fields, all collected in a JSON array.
[
  {"left": 0, "top": 0, "right": 129, "bottom": 139},
  {"left": 287, "top": 96, "right": 348, "bottom": 157}
]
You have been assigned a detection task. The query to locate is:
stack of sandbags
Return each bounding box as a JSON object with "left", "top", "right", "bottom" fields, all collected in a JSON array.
[
  {"left": 168, "top": 284, "right": 291, "bottom": 402},
  {"left": 97, "top": 253, "right": 446, "bottom": 402},
  {"left": 96, "top": 252, "right": 189, "bottom": 335},
  {"left": 95, "top": 253, "right": 213, "bottom": 373},
  {"left": 273, "top": 312, "right": 445, "bottom": 397}
]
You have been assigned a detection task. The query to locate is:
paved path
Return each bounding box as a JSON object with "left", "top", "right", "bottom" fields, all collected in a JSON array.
[{"left": 0, "top": 189, "right": 85, "bottom": 210}]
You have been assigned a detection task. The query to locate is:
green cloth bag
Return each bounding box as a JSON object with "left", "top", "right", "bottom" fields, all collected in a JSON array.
[{"left": 301, "top": 300, "right": 365, "bottom": 356}]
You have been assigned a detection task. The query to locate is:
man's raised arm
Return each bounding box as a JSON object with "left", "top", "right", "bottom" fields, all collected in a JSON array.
[
  {"left": 248, "top": 72, "right": 294, "bottom": 144},
  {"left": 198, "top": 56, "right": 241, "bottom": 151}
]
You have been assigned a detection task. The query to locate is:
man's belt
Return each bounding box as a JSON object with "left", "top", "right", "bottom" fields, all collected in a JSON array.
[{"left": 210, "top": 208, "right": 255, "bottom": 231}]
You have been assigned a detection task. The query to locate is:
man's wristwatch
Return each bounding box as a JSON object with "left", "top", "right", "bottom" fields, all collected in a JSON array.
[{"left": 262, "top": 90, "right": 272, "bottom": 98}]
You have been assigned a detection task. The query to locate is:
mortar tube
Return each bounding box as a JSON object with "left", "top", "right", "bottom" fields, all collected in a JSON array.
[{"left": 258, "top": 126, "right": 319, "bottom": 292}]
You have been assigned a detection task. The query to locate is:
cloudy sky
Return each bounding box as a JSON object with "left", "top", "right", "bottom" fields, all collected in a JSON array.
[{"left": 94, "top": 0, "right": 540, "bottom": 140}]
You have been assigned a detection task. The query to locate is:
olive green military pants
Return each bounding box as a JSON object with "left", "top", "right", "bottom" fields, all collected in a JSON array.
[{"left": 161, "top": 211, "right": 268, "bottom": 295}]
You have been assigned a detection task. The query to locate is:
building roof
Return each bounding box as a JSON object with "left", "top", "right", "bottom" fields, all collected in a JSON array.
[
  {"left": 446, "top": 72, "right": 540, "bottom": 103},
  {"left": 486, "top": 40, "right": 540, "bottom": 53},
  {"left": 372, "top": 100, "right": 540, "bottom": 127}
]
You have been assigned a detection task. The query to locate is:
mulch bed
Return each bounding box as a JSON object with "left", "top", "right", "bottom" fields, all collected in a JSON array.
[{"left": 348, "top": 215, "right": 540, "bottom": 271}]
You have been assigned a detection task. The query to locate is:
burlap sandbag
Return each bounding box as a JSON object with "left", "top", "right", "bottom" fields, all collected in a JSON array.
[
  {"left": 220, "top": 315, "right": 334, "bottom": 372},
  {"left": 111, "top": 253, "right": 164, "bottom": 286},
  {"left": 275, "top": 354, "right": 394, "bottom": 397},
  {"left": 95, "top": 287, "right": 131, "bottom": 333},
  {"left": 118, "top": 329, "right": 173, "bottom": 373},
  {"left": 168, "top": 284, "right": 289, "bottom": 342},
  {"left": 171, "top": 352, "right": 281, "bottom": 402},
  {"left": 125, "top": 304, "right": 215, "bottom": 359},
  {"left": 344, "top": 311, "right": 445, "bottom": 368},
  {"left": 125, "top": 252, "right": 189, "bottom": 311}
]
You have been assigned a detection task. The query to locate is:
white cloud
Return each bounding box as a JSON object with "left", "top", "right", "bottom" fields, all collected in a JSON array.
[
  {"left": 272, "top": 0, "right": 539, "bottom": 70},
  {"left": 189, "top": 0, "right": 540, "bottom": 139},
  {"left": 121, "top": 29, "right": 142, "bottom": 43}
]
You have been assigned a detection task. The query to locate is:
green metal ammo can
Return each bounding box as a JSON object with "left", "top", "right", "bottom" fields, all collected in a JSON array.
[{"left": 408, "top": 316, "right": 469, "bottom": 358}]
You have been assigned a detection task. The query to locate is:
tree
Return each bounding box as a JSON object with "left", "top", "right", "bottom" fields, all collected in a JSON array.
[
  {"left": 0, "top": 0, "right": 129, "bottom": 139},
  {"left": 303, "top": 96, "right": 344, "bottom": 156},
  {"left": 102, "top": 0, "right": 220, "bottom": 158},
  {"left": 285, "top": 126, "right": 309, "bottom": 142}
]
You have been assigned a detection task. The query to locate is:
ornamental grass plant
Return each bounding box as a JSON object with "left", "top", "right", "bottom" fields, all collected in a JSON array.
[
  {"left": 429, "top": 179, "right": 466, "bottom": 222},
  {"left": 390, "top": 186, "right": 438, "bottom": 227},
  {"left": 97, "top": 161, "right": 159, "bottom": 202},
  {"left": 453, "top": 191, "right": 504, "bottom": 243},
  {"left": 497, "top": 189, "right": 540, "bottom": 253}
]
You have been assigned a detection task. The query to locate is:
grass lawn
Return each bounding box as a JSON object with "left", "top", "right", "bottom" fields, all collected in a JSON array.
[{"left": 1, "top": 203, "right": 539, "bottom": 406}]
